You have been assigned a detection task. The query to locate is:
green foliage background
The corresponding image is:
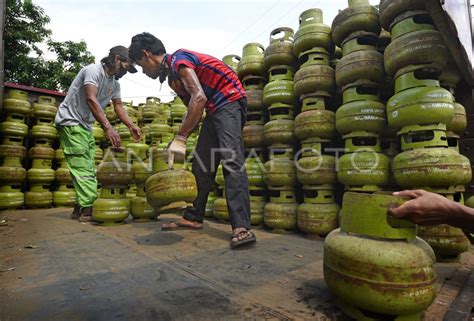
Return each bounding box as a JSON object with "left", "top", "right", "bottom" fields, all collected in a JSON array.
[{"left": 5, "top": 0, "right": 95, "bottom": 92}]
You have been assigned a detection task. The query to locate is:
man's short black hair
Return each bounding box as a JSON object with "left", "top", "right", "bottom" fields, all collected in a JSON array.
[{"left": 129, "top": 32, "right": 167, "bottom": 62}]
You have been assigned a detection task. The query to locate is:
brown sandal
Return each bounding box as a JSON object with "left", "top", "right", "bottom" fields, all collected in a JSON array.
[{"left": 230, "top": 230, "right": 256, "bottom": 249}]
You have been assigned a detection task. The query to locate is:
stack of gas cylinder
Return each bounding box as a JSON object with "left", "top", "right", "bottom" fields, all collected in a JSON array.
[
  {"left": 115, "top": 101, "right": 138, "bottom": 148},
  {"left": 126, "top": 104, "right": 154, "bottom": 221},
  {"left": 381, "top": 0, "right": 472, "bottom": 262},
  {"left": 0, "top": 90, "right": 30, "bottom": 209},
  {"left": 130, "top": 144, "right": 155, "bottom": 222},
  {"left": 26, "top": 96, "right": 58, "bottom": 208},
  {"left": 93, "top": 147, "right": 132, "bottom": 225},
  {"left": 105, "top": 99, "right": 156, "bottom": 222},
  {"left": 333, "top": 0, "right": 389, "bottom": 193},
  {"left": 53, "top": 148, "right": 76, "bottom": 207},
  {"left": 232, "top": 12, "right": 343, "bottom": 235},
  {"left": 147, "top": 99, "right": 172, "bottom": 143},
  {"left": 120, "top": 102, "right": 140, "bottom": 199},
  {"left": 293, "top": 9, "right": 340, "bottom": 237},
  {"left": 0, "top": 90, "right": 78, "bottom": 209},
  {"left": 170, "top": 97, "right": 187, "bottom": 135},
  {"left": 139, "top": 97, "right": 161, "bottom": 145},
  {"left": 260, "top": 27, "right": 299, "bottom": 233}
]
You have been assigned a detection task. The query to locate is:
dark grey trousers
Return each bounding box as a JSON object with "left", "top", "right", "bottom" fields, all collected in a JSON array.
[{"left": 183, "top": 99, "right": 251, "bottom": 230}]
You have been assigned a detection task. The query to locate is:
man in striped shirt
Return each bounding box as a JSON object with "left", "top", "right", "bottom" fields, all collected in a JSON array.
[{"left": 129, "top": 32, "right": 256, "bottom": 249}]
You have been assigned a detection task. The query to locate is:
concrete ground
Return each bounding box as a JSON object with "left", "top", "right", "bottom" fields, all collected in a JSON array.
[{"left": 0, "top": 208, "right": 473, "bottom": 321}]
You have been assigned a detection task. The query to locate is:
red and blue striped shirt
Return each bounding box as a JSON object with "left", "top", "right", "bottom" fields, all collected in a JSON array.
[{"left": 166, "top": 49, "right": 247, "bottom": 114}]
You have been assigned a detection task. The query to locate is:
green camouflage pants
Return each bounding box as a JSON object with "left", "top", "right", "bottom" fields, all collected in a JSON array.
[{"left": 57, "top": 125, "right": 97, "bottom": 208}]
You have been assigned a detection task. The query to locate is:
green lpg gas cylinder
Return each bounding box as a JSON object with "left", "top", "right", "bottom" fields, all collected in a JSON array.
[
  {"left": 25, "top": 185, "right": 53, "bottom": 208},
  {"left": 213, "top": 196, "right": 229, "bottom": 221},
  {"left": 385, "top": 25, "right": 448, "bottom": 76},
  {"left": 263, "top": 66, "right": 296, "bottom": 108},
  {"left": 263, "top": 119, "right": 295, "bottom": 146},
  {"left": 243, "top": 123, "right": 265, "bottom": 148},
  {"left": 92, "top": 188, "right": 130, "bottom": 226},
  {"left": 294, "top": 53, "right": 335, "bottom": 98},
  {"left": 379, "top": 0, "right": 426, "bottom": 31},
  {"left": 294, "top": 8, "right": 333, "bottom": 56},
  {"left": 324, "top": 192, "right": 436, "bottom": 319},
  {"left": 205, "top": 189, "right": 219, "bottom": 218},
  {"left": 0, "top": 185, "right": 24, "bottom": 209},
  {"left": 263, "top": 27, "right": 297, "bottom": 71},
  {"left": 297, "top": 202, "right": 339, "bottom": 237},
  {"left": 295, "top": 109, "right": 336, "bottom": 141},
  {"left": 336, "top": 48, "right": 384, "bottom": 88},
  {"left": 264, "top": 201, "right": 298, "bottom": 232},
  {"left": 53, "top": 184, "right": 76, "bottom": 207},
  {"left": 331, "top": 0, "right": 380, "bottom": 46},
  {"left": 145, "top": 169, "right": 197, "bottom": 213},
  {"left": 131, "top": 186, "right": 157, "bottom": 222},
  {"left": 393, "top": 147, "right": 471, "bottom": 188},
  {"left": 250, "top": 200, "right": 265, "bottom": 226},
  {"left": 222, "top": 54, "right": 241, "bottom": 71},
  {"left": 3, "top": 90, "right": 31, "bottom": 116},
  {"left": 264, "top": 158, "right": 297, "bottom": 187},
  {"left": 237, "top": 43, "right": 265, "bottom": 79}
]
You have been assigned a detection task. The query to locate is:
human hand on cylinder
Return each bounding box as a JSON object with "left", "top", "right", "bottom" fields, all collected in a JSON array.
[
  {"left": 388, "top": 190, "right": 461, "bottom": 227},
  {"left": 166, "top": 134, "right": 187, "bottom": 169}
]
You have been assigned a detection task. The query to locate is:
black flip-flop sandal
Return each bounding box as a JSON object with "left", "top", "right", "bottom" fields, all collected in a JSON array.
[
  {"left": 162, "top": 221, "right": 204, "bottom": 231},
  {"left": 230, "top": 231, "right": 256, "bottom": 249}
]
